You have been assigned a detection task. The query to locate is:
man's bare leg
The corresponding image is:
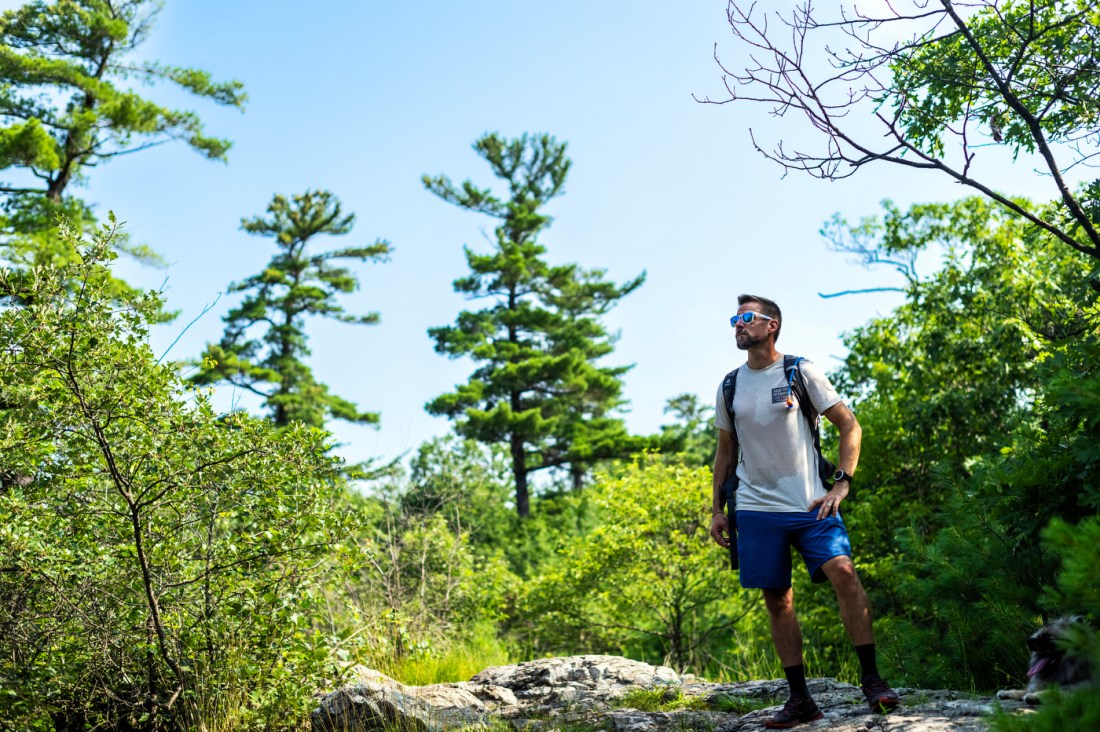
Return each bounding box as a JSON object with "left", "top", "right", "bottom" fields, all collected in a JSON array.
[
  {"left": 821, "top": 555, "right": 899, "bottom": 712},
  {"left": 761, "top": 587, "right": 824, "bottom": 728},
  {"left": 762, "top": 587, "right": 804, "bottom": 666},
  {"left": 820, "top": 555, "right": 873, "bottom": 646}
]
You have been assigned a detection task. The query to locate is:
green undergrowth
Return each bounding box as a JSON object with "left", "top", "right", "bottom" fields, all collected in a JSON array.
[
  {"left": 694, "top": 631, "right": 861, "bottom": 686},
  {"left": 613, "top": 686, "right": 779, "bottom": 715},
  {"left": 988, "top": 688, "right": 1100, "bottom": 732},
  {"left": 369, "top": 626, "right": 515, "bottom": 686},
  {"left": 456, "top": 719, "right": 515, "bottom": 732},
  {"left": 614, "top": 687, "right": 709, "bottom": 712}
]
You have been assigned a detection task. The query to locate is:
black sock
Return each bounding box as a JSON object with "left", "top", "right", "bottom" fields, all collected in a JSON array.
[
  {"left": 783, "top": 664, "right": 810, "bottom": 699},
  {"left": 855, "top": 643, "right": 879, "bottom": 682}
]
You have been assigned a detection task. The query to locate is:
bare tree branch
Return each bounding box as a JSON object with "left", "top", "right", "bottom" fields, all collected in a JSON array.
[{"left": 704, "top": 0, "right": 1100, "bottom": 262}]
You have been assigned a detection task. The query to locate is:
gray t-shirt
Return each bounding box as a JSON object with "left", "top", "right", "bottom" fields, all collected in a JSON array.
[{"left": 714, "top": 356, "right": 842, "bottom": 513}]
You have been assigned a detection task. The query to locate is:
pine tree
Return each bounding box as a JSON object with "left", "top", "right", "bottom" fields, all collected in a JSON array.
[
  {"left": 423, "top": 133, "right": 644, "bottom": 516},
  {"left": 194, "top": 190, "right": 390, "bottom": 428},
  {"left": 0, "top": 0, "right": 245, "bottom": 305}
]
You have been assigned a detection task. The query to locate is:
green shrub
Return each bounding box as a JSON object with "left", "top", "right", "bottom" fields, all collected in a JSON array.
[
  {"left": 0, "top": 221, "right": 362, "bottom": 730},
  {"left": 990, "top": 688, "right": 1100, "bottom": 731}
]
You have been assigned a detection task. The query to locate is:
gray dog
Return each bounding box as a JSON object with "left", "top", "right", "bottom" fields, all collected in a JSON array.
[{"left": 997, "top": 615, "right": 1095, "bottom": 705}]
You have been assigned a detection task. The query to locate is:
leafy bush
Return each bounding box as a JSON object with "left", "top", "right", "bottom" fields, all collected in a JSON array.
[
  {"left": 521, "top": 455, "right": 762, "bottom": 673},
  {"left": 337, "top": 437, "right": 522, "bottom": 679},
  {"left": 887, "top": 334, "right": 1100, "bottom": 691},
  {"left": 0, "top": 220, "right": 362, "bottom": 730}
]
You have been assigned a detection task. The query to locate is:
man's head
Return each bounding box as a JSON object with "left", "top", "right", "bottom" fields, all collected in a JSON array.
[{"left": 733, "top": 294, "right": 782, "bottom": 350}]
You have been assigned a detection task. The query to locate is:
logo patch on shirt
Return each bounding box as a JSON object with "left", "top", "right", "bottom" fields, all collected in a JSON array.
[{"left": 771, "top": 387, "right": 789, "bottom": 404}]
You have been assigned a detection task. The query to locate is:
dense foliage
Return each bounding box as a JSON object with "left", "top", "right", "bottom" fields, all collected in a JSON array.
[
  {"left": 820, "top": 197, "right": 1099, "bottom": 692},
  {"left": 2, "top": 3, "right": 1099, "bottom": 731},
  {"left": 828, "top": 197, "right": 1094, "bottom": 560},
  {"left": 522, "top": 457, "right": 753, "bottom": 670},
  {"left": 0, "top": 222, "right": 363, "bottom": 730}
]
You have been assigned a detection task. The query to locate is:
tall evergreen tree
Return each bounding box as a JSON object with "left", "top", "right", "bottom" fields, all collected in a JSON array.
[
  {"left": 0, "top": 0, "right": 245, "bottom": 304},
  {"left": 194, "top": 190, "right": 391, "bottom": 428},
  {"left": 423, "top": 133, "right": 644, "bottom": 516}
]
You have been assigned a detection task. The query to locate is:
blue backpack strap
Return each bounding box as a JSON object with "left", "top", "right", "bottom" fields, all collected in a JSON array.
[{"left": 783, "top": 355, "right": 805, "bottom": 412}]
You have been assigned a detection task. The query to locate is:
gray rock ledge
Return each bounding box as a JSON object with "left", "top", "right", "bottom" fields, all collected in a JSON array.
[{"left": 311, "top": 655, "right": 1026, "bottom": 732}]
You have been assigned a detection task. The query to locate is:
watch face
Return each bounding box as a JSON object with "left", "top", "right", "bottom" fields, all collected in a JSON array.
[{"left": 833, "top": 470, "right": 844, "bottom": 481}]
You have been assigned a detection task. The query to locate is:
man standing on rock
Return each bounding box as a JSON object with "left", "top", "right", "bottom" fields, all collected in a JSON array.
[{"left": 709, "top": 294, "right": 899, "bottom": 729}]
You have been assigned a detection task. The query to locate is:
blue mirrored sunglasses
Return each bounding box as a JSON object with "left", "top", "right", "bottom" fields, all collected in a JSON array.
[{"left": 730, "top": 312, "right": 775, "bottom": 327}]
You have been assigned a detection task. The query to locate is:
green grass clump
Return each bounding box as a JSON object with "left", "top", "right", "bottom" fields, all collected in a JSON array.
[
  {"left": 456, "top": 719, "right": 515, "bottom": 732},
  {"left": 614, "top": 685, "right": 785, "bottom": 715},
  {"left": 613, "top": 687, "right": 709, "bottom": 712},
  {"left": 370, "top": 626, "right": 514, "bottom": 685},
  {"left": 702, "top": 643, "right": 861, "bottom": 687}
]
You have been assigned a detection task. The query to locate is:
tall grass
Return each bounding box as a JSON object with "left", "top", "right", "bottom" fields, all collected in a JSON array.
[
  {"left": 370, "top": 624, "right": 515, "bottom": 686},
  {"left": 699, "top": 639, "right": 860, "bottom": 685}
]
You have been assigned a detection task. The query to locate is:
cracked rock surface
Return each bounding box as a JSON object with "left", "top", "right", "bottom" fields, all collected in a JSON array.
[{"left": 311, "top": 655, "right": 1025, "bottom": 732}]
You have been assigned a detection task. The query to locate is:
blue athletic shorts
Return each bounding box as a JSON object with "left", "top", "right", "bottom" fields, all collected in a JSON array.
[{"left": 735, "top": 509, "right": 852, "bottom": 589}]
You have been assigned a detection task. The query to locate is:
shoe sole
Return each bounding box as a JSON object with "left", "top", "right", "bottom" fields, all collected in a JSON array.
[
  {"left": 764, "top": 710, "right": 824, "bottom": 729},
  {"left": 869, "top": 696, "right": 900, "bottom": 713}
]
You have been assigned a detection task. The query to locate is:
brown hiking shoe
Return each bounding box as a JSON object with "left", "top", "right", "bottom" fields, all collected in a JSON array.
[
  {"left": 861, "top": 676, "right": 900, "bottom": 713},
  {"left": 764, "top": 695, "right": 823, "bottom": 729}
]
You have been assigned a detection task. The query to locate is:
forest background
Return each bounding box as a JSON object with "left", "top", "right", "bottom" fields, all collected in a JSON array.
[{"left": 1, "top": 1, "right": 1098, "bottom": 731}]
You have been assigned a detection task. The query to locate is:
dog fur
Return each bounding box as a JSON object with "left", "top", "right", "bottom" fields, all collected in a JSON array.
[{"left": 997, "top": 615, "right": 1096, "bottom": 705}]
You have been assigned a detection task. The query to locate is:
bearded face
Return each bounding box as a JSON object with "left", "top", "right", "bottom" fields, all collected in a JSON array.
[{"left": 735, "top": 329, "right": 766, "bottom": 350}]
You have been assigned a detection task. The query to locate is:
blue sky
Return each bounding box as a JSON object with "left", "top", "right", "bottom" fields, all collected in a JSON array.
[{"left": 3, "top": 1, "right": 1071, "bottom": 472}]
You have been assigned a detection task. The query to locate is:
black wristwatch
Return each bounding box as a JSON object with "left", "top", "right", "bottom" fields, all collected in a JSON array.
[{"left": 832, "top": 469, "right": 854, "bottom": 486}]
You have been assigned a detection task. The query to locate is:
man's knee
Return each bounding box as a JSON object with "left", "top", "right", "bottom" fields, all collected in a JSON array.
[
  {"left": 822, "top": 555, "right": 861, "bottom": 588},
  {"left": 762, "top": 587, "right": 794, "bottom": 617}
]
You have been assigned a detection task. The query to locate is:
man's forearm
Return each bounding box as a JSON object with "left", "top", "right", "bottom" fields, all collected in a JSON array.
[
  {"left": 836, "top": 422, "right": 862, "bottom": 476},
  {"left": 823, "top": 404, "right": 862, "bottom": 480},
  {"left": 712, "top": 457, "right": 729, "bottom": 513},
  {"left": 712, "top": 434, "right": 734, "bottom": 513}
]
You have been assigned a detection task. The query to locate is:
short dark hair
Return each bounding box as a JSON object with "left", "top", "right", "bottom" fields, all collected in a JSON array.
[{"left": 737, "top": 294, "right": 782, "bottom": 343}]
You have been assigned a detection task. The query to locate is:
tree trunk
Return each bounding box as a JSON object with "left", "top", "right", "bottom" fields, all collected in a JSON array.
[
  {"left": 511, "top": 433, "right": 529, "bottom": 518},
  {"left": 46, "top": 167, "right": 72, "bottom": 202},
  {"left": 671, "top": 602, "right": 684, "bottom": 671},
  {"left": 570, "top": 463, "right": 585, "bottom": 491}
]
